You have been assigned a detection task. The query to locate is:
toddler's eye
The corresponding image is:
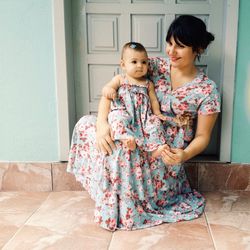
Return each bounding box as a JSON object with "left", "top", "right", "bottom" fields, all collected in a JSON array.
[
  {"left": 132, "top": 60, "right": 137, "bottom": 64},
  {"left": 142, "top": 61, "right": 147, "bottom": 64}
]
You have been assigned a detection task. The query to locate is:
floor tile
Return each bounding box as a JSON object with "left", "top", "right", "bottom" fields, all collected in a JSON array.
[
  {"left": 2, "top": 225, "right": 111, "bottom": 250},
  {"left": 1, "top": 190, "right": 249, "bottom": 250},
  {"left": 1, "top": 163, "right": 52, "bottom": 191},
  {"left": 52, "top": 163, "right": 84, "bottom": 191},
  {"left": 206, "top": 212, "right": 250, "bottom": 250},
  {"left": 0, "top": 192, "right": 49, "bottom": 213},
  {"left": 231, "top": 191, "right": 250, "bottom": 212},
  {"left": 0, "top": 192, "right": 49, "bottom": 248},
  {"left": 0, "top": 213, "right": 34, "bottom": 249},
  {"left": 109, "top": 215, "right": 214, "bottom": 250},
  {"left": 203, "top": 191, "right": 240, "bottom": 212},
  {"left": 2, "top": 191, "right": 112, "bottom": 250}
]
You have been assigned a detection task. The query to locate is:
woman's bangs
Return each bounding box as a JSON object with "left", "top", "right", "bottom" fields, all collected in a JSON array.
[{"left": 173, "top": 29, "right": 192, "bottom": 47}]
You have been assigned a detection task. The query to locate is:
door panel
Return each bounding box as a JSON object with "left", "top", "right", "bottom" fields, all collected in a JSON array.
[
  {"left": 89, "top": 64, "right": 119, "bottom": 111},
  {"left": 87, "top": 14, "right": 119, "bottom": 53},
  {"left": 132, "top": 14, "right": 164, "bottom": 52}
]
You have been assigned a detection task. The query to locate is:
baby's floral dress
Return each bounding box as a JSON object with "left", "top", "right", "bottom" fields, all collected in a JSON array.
[
  {"left": 108, "top": 77, "right": 166, "bottom": 152},
  {"left": 67, "top": 57, "right": 221, "bottom": 231}
]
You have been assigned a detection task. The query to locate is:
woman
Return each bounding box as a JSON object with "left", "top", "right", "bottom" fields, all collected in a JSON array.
[{"left": 67, "top": 15, "right": 220, "bottom": 231}]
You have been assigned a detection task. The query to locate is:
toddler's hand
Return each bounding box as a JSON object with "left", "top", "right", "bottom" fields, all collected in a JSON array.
[
  {"left": 102, "top": 86, "right": 117, "bottom": 100},
  {"left": 157, "top": 113, "right": 167, "bottom": 121}
]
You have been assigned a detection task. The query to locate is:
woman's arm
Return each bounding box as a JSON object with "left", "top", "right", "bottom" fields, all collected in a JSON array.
[
  {"left": 182, "top": 113, "right": 218, "bottom": 161},
  {"left": 161, "top": 113, "right": 218, "bottom": 164},
  {"left": 148, "top": 82, "right": 166, "bottom": 121},
  {"left": 96, "top": 96, "right": 116, "bottom": 155},
  {"left": 148, "top": 82, "right": 161, "bottom": 115}
]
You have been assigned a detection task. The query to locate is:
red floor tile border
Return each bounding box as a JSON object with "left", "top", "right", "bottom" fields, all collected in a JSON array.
[
  {"left": 197, "top": 163, "right": 250, "bottom": 191},
  {"left": 0, "top": 162, "right": 249, "bottom": 191}
]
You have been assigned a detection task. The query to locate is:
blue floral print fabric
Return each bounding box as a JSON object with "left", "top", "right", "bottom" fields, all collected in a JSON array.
[{"left": 67, "top": 57, "right": 221, "bottom": 231}]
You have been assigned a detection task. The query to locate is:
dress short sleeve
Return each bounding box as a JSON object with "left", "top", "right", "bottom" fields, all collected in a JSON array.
[
  {"left": 147, "top": 57, "right": 169, "bottom": 79},
  {"left": 198, "top": 82, "right": 221, "bottom": 115}
]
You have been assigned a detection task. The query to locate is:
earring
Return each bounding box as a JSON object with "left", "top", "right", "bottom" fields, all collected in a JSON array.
[{"left": 197, "top": 53, "right": 201, "bottom": 61}]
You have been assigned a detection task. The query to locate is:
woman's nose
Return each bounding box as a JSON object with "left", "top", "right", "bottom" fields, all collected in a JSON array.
[{"left": 168, "top": 46, "right": 175, "bottom": 55}]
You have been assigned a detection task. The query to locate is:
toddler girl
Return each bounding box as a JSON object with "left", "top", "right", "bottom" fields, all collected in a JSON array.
[{"left": 102, "top": 42, "right": 169, "bottom": 157}]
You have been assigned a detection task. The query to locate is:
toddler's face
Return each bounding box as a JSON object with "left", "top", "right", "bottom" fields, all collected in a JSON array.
[{"left": 121, "top": 49, "right": 148, "bottom": 79}]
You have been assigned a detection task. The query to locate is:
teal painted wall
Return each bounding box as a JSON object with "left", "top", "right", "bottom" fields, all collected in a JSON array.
[
  {"left": 0, "top": 0, "right": 249, "bottom": 163},
  {"left": 231, "top": 0, "right": 250, "bottom": 163},
  {"left": 0, "top": 0, "right": 58, "bottom": 161}
]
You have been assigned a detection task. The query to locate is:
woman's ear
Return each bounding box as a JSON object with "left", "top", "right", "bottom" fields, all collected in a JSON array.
[
  {"left": 195, "top": 48, "right": 204, "bottom": 61},
  {"left": 198, "top": 48, "right": 204, "bottom": 55}
]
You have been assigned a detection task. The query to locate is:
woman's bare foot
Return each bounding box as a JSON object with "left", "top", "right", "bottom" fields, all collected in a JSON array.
[
  {"left": 121, "top": 137, "right": 136, "bottom": 150},
  {"left": 152, "top": 144, "right": 169, "bottom": 158}
]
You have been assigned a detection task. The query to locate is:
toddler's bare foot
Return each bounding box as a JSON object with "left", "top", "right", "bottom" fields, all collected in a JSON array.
[
  {"left": 121, "top": 137, "right": 136, "bottom": 151},
  {"left": 152, "top": 144, "right": 169, "bottom": 158}
]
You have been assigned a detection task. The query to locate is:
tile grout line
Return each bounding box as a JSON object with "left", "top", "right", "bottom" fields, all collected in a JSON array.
[
  {"left": 0, "top": 162, "right": 10, "bottom": 191},
  {"left": 107, "top": 231, "right": 115, "bottom": 250},
  {"left": 2, "top": 192, "right": 52, "bottom": 250},
  {"left": 51, "top": 163, "right": 54, "bottom": 191},
  {"left": 204, "top": 211, "right": 217, "bottom": 250},
  {"left": 224, "top": 167, "right": 233, "bottom": 189}
]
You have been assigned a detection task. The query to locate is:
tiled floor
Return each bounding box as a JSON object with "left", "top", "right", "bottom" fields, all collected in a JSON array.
[{"left": 0, "top": 191, "right": 249, "bottom": 250}]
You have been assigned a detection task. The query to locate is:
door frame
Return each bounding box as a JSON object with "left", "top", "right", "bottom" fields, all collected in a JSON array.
[
  {"left": 219, "top": 0, "right": 239, "bottom": 162},
  {"left": 53, "top": 0, "right": 239, "bottom": 162},
  {"left": 52, "top": 0, "right": 70, "bottom": 161}
]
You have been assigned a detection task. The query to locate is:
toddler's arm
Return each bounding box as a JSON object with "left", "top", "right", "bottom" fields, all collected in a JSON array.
[
  {"left": 148, "top": 81, "right": 166, "bottom": 120},
  {"left": 102, "top": 75, "right": 121, "bottom": 100}
]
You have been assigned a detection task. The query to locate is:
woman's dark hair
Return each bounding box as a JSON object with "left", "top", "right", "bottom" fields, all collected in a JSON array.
[{"left": 166, "top": 15, "right": 214, "bottom": 54}]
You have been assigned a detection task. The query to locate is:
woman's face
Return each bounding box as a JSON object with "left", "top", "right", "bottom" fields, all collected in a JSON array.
[{"left": 166, "top": 36, "right": 197, "bottom": 69}]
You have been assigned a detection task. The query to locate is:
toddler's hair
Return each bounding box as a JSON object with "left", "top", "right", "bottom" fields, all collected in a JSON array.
[{"left": 121, "top": 42, "right": 148, "bottom": 59}]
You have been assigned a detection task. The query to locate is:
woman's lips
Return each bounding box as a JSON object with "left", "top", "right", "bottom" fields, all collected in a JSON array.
[{"left": 170, "top": 57, "right": 180, "bottom": 62}]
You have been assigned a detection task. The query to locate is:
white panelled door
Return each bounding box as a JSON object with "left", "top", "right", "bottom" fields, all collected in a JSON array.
[{"left": 73, "top": 0, "right": 225, "bottom": 157}]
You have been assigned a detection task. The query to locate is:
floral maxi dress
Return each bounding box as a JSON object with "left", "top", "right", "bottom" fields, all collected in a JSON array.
[{"left": 67, "top": 57, "right": 221, "bottom": 231}]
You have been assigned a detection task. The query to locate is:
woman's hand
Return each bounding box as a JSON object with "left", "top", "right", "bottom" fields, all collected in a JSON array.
[
  {"left": 96, "top": 120, "right": 116, "bottom": 155},
  {"left": 161, "top": 148, "right": 187, "bottom": 165}
]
